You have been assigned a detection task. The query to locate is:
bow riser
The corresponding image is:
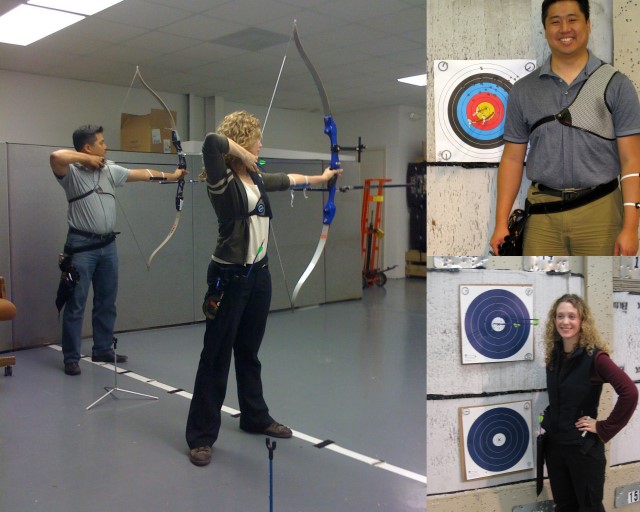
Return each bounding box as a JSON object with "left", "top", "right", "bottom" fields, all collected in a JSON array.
[
  {"left": 323, "top": 186, "right": 337, "bottom": 225},
  {"left": 171, "top": 130, "right": 187, "bottom": 212},
  {"left": 323, "top": 115, "right": 340, "bottom": 170},
  {"left": 322, "top": 114, "right": 339, "bottom": 225}
]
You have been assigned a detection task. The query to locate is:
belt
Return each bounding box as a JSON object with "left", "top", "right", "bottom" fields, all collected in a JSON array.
[
  {"left": 536, "top": 184, "right": 590, "bottom": 201},
  {"left": 69, "top": 227, "right": 119, "bottom": 240},
  {"left": 212, "top": 255, "right": 269, "bottom": 271},
  {"left": 534, "top": 178, "right": 617, "bottom": 201},
  {"left": 528, "top": 178, "right": 619, "bottom": 215}
]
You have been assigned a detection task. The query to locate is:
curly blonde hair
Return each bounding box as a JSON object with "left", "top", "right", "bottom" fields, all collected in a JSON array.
[
  {"left": 218, "top": 111, "right": 261, "bottom": 165},
  {"left": 543, "top": 294, "right": 609, "bottom": 369},
  {"left": 198, "top": 111, "right": 261, "bottom": 180}
]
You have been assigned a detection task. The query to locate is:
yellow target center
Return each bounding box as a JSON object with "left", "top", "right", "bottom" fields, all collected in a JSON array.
[{"left": 473, "top": 102, "right": 496, "bottom": 123}]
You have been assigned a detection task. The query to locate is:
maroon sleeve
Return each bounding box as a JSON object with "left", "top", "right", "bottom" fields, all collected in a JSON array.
[{"left": 593, "top": 352, "right": 639, "bottom": 443}]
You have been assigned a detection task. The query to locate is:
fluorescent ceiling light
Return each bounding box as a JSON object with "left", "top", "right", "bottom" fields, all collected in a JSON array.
[
  {"left": 28, "top": 0, "right": 124, "bottom": 16},
  {"left": 0, "top": 5, "right": 84, "bottom": 46},
  {"left": 398, "top": 74, "right": 427, "bottom": 87}
]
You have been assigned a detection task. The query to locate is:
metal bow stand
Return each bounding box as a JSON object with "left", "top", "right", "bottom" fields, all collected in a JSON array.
[
  {"left": 86, "top": 337, "right": 158, "bottom": 411},
  {"left": 266, "top": 438, "right": 276, "bottom": 512}
]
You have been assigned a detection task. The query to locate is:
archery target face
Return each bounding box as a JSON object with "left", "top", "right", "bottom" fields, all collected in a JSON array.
[
  {"left": 460, "top": 285, "right": 534, "bottom": 364},
  {"left": 434, "top": 60, "right": 536, "bottom": 162},
  {"left": 460, "top": 401, "right": 534, "bottom": 480}
]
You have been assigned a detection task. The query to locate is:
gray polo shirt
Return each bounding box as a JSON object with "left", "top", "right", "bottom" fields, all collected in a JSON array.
[
  {"left": 57, "top": 161, "right": 129, "bottom": 234},
  {"left": 503, "top": 51, "right": 640, "bottom": 189}
]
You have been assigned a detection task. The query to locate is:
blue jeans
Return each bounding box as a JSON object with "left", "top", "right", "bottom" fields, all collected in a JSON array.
[{"left": 61, "top": 232, "right": 118, "bottom": 364}]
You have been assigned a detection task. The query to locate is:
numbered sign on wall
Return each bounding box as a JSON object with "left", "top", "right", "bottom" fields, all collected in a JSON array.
[{"left": 460, "top": 284, "right": 535, "bottom": 364}]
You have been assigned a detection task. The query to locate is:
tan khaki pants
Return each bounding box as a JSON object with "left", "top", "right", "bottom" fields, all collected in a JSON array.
[{"left": 522, "top": 184, "right": 622, "bottom": 256}]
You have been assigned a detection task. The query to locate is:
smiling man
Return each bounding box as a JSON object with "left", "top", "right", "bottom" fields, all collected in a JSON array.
[{"left": 490, "top": 0, "right": 640, "bottom": 256}]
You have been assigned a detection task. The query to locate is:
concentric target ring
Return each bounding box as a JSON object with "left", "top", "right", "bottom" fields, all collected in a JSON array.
[
  {"left": 447, "top": 73, "right": 511, "bottom": 150},
  {"left": 466, "top": 407, "right": 530, "bottom": 472},
  {"left": 464, "top": 289, "right": 530, "bottom": 359},
  {"left": 434, "top": 60, "right": 536, "bottom": 162}
]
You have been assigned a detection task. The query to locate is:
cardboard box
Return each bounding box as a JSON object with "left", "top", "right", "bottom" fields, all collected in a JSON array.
[{"left": 120, "top": 108, "right": 177, "bottom": 153}]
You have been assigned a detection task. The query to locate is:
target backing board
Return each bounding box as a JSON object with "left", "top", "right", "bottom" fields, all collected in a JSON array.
[
  {"left": 460, "top": 284, "right": 534, "bottom": 364},
  {"left": 434, "top": 59, "right": 536, "bottom": 163},
  {"left": 460, "top": 401, "right": 534, "bottom": 480}
]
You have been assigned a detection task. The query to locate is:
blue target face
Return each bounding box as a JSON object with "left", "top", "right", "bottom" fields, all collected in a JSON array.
[
  {"left": 467, "top": 407, "right": 530, "bottom": 472},
  {"left": 464, "top": 289, "right": 530, "bottom": 359}
]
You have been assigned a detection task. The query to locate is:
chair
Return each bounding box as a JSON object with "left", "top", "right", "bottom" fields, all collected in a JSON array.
[{"left": 0, "top": 276, "right": 16, "bottom": 376}]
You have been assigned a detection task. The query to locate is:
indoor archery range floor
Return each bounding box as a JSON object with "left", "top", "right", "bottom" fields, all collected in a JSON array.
[{"left": 0, "top": 277, "right": 425, "bottom": 512}]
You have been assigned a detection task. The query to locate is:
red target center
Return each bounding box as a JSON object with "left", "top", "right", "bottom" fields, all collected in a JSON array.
[{"left": 465, "top": 92, "right": 505, "bottom": 131}]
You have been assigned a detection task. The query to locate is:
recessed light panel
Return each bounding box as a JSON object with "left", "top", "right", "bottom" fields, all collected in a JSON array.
[
  {"left": 398, "top": 74, "right": 427, "bottom": 87},
  {"left": 0, "top": 5, "right": 84, "bottom": 46},
  {"left": 27, "top": 0, "right": 124, "bottom": 16}
]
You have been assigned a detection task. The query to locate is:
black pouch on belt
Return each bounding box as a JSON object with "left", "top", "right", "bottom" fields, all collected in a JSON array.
[{"left": 202, "top": 276, "right": 226, "bottom": 319}]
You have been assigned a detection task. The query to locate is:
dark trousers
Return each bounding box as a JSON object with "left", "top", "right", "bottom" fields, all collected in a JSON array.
[
  {"left": 545, "top": 437, "right": 606, "bottom": 512},
  {"left": 186, "top": 260, "right": 273, "bottom": 449}
]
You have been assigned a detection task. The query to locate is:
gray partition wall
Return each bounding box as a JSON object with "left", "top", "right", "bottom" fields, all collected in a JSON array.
[
  {"left": 0, "top": 143, "right": 12, "bottom": 351},
  {"left": 1, "top": 143, "right": 362, "bottom": 350},
  {"left": 260, "top": 158, "right": 362, "bottom": 310}
]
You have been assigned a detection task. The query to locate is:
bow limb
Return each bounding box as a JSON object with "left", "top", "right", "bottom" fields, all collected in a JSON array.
[
  {"left": 290, "top": 23, "right": 341, "bottom": 307},
  {"left": 131, "top": 67, "right": 187, "bottom": 269}
]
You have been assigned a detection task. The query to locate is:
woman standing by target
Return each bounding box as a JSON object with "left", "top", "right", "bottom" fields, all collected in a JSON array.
[{"left": 540, "top": 294, "right": 637, "bottom": 511}]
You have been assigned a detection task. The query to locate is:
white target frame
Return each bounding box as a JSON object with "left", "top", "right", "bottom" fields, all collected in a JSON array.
[
  {"left": 460, "top": 401, "right": 534, "bottom": 480},
  {"left": 460, "top": 284, "right": 534, "bottom": 364},
  {"left": 434, "top": 59, "right": 536, "bottom": 163}
]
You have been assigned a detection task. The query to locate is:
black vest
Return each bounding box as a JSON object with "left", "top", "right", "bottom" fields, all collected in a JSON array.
[{"left": 542, "top": 344, "right": 602, "bottom": 444}]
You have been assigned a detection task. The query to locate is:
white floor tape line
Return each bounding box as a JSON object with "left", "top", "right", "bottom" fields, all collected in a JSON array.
[{"left": 48, "top": 344, "right": 426, "bottom": 485}]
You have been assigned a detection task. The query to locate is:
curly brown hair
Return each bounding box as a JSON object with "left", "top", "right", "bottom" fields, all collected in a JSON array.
[{"left": 543, "top": 293, "right": 609, "bottom": 369}]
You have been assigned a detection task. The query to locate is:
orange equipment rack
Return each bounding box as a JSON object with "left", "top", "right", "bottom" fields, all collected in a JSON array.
[{"left": 361, "top": 178, "right": 396, "bottom": 288}]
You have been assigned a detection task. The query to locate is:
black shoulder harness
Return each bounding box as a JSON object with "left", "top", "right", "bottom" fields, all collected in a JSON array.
[
  {"left": 530, "top": 63, "right": 618, "bottom": 140},
  {"left": 218, "top": 172, "right": 273, "bottom": 225}
]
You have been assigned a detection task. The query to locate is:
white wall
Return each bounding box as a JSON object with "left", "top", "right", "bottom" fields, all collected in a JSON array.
[
  {"left": 341, "top": 105, "right": 426, "bottom": 278},
  {"left": 610, "top": 292, "right": 640, "bottom": 466}
]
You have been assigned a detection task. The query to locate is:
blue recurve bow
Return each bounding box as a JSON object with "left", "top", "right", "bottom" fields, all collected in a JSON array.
[{"left": 289, "top": 23, "right": 341, "bottom": 307}]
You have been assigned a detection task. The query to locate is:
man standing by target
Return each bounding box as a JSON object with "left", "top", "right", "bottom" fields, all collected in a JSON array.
[{"left": 490, "top": 0, "right": 640, "bottom": 256}]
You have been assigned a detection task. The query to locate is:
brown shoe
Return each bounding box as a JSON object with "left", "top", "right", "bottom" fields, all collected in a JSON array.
[
  {"left": 263, "top": 421, "right": 292, "bottom": 439},
  {"left": 189, "top": 446, "right": 212, "bottom": 466}
]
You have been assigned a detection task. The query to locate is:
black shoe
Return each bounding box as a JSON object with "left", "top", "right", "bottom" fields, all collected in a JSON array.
[
  {"left": 64, "top": 362, "right": 81, "bottom": 376},
  {"left": 91, "top": 353, "right": 128, "bottom": 363},
  {"left": 189, "top": 446, "right": 212, "bottom": 466}
]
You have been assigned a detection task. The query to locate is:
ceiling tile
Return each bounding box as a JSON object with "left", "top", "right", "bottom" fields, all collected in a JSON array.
[{"left": 0, "top": 0, "right": 426, "bottom": 113}]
